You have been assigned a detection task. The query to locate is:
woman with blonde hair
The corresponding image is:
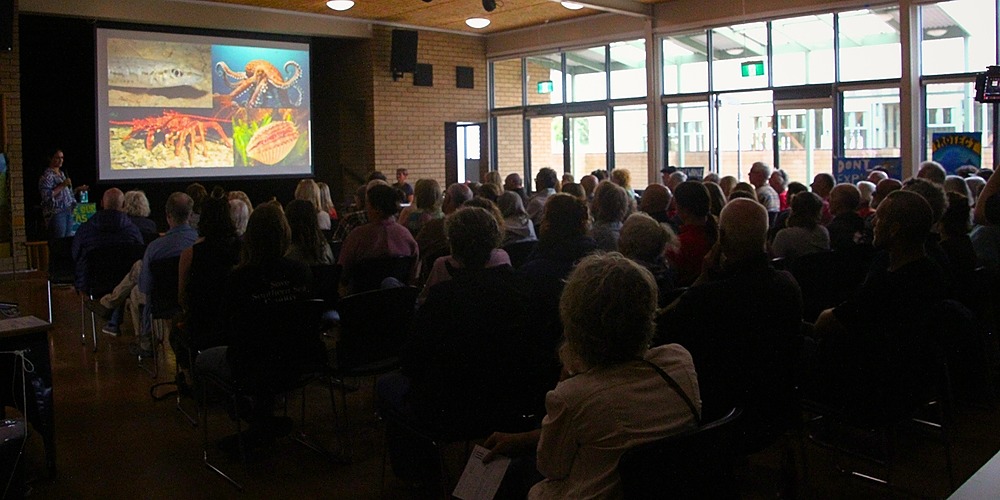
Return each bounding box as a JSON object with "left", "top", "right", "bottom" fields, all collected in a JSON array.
[
  {"left": 123, "top": 190, "right": 158, "bottom": 242},
  {"left": 294, "top": 178, "right": 331, "bottom": 230},
  {"left": 227, "top": 191, "right": 254, "bottom": 216},
  {"left": 317, "top": 182, "right": 339, "bottom": 221},
  {"left": 398, "top": 178, "right": 444, "bottom": 236}
]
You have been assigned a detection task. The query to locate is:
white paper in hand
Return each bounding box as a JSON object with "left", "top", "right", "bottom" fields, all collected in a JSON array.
[{"left": 453, "top": 444, "right": 511, "bottom": 500}]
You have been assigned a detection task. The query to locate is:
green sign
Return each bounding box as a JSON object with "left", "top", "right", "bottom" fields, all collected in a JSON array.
[
  {"left": 537, "top": 80, "right": 554, "bottom": 94},
  {"left": 741, "top": 61, "right": 765, "bottom": 77}
]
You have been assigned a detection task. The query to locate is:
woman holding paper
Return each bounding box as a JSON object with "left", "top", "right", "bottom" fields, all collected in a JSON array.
[{"left": 484, "top": 253, "right": 701, "bottom": 499}]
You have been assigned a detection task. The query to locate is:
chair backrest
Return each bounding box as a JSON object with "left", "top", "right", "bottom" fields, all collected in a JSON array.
[
  {"left": 47, "top": 237, "right": 75, "bottom": 284},
  {"left": 148, "top": 256, "right": 181, "bottom": 320},
  {"left": 619, "top": 408, "right": 742, "bottom": 500},
  {"left": 788, "top": 248, "right": 872, "bottom": 322},
  {"left": 349, "top": 255, "right": 416, "bottom": 294},
  {"left": 336, "top": 286, "right": 418, "bottom": 371},
  {"left": 229, "top": 298, "right": 327, "bottom": 393},
  {"left": 84, "top": 244, "right": 146, "bottom": 296},
  {"left": 502, "top": 240, "right": 538, "bottom": 270},
  {"left": 310, "top": 263, "right": 342, "bottom": 308}
]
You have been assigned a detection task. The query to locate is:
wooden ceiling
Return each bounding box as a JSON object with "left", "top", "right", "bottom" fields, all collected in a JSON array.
[{"left": 199, "top": 0, "right": 651, "bottom": 34}]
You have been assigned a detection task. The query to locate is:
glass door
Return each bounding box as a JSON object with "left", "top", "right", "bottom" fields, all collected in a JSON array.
[
  {"left": 715, "top": 90, "right": 774, "bottom": 181},
  {"left": 774, "top": 99, "right": 833, "bottom": 185},
  {"left": 568, "top": 113, "right": 607, "bottom": 182},
  {"left": 527, "top": 116, "right": 564, "bottom": 191}
]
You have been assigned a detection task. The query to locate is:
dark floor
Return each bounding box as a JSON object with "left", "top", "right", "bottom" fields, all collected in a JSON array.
[{"left": 6, "top": 278, "right": 1000, "bottom": 499}]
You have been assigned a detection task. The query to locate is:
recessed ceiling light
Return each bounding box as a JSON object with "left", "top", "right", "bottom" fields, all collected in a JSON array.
[
  {"left": 561, "top": 1, "right": 584, "bottom": 10},
  {"left": 326, "top": 0, "right": 355, "bottom": 11},
  {"left": 466, "top": 17, "right": 491, "bottom": 29}
]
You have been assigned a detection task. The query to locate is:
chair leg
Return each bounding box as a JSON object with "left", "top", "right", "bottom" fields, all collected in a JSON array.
[
  {"left": 47, "top": 280, "right": 53, "bottom": 324},
  {"left": 79, "top": 295, "right": 86, "bottom": 345},
  {"left": 90, "top": 310, "right": 98, "bottom": 352},
  {"left": 201, "top": 378, "right": 246, "bottom": 491}
]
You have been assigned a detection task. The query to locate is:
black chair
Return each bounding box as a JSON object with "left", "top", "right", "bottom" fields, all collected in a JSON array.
[
  {"left": 619, "top": 408, "right": 742, "bottom": 499},
  {"left": 46, "top": 237, "right": 75, "bottom": 286},
  {"left": 81, "top": 243, "right": 146, "bottom": 351},
  {"left": 788, "top": 248, "right": 873, "bottom": 322},
  {"left": 502, "top": 240, "right": 537, "bottom": 270},
  {"left": 347, "top": 255, "right": 416, "bottom": 294},
  {"left": 139, "top": 256, "right": 181, "bottom": 379},
  {"left": 310, "top": 263, "right": 342, "bottom": 311},
  {"left": 200, "top": 299, "right": 337, "bottom": 490},
  {"left": 330, "top": 285, "right": 419, "bottom": 456},
  {"left": 417, "top": 247, "right": 449, "bottom": 287}
]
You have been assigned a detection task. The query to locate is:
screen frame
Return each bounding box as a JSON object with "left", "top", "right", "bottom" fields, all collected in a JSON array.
[{"left": 95, "top": 25, "right": 314, "bottom": 183}]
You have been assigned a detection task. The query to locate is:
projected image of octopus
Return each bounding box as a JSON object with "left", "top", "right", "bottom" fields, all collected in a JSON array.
[{"left": 214, "top": 59, "right": 304, "bottom": 109}]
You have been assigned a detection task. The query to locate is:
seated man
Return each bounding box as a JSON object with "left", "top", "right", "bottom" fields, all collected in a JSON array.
[
  {"left": 826, "top": 183, "right": 866, "bottom": 250},
  {"left": 338, "top": 184, "right": 419, "bottom": 289},
  {"left": 808, "top": 190, "right": 947, "bottom": 419},
  {"left": 656, "top": 198, "right": 803, "bottom": 451},
  {"left": 87, "top": 193, "right": 198, "bottom": 356},
  {"left": 72, "top": 188, "right": 143, "bottom": 335}
]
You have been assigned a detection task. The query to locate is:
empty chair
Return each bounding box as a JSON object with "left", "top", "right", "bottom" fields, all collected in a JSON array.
[
  {"left": 141, "top": 256, "right": 181, "bottom": 378},
  {"left": 619, "top": 408, "right": 742, "bottom": 499}
]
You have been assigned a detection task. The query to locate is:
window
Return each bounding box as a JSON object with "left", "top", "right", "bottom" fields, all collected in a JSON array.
[
  {"left": 663, "top": 33, "right": 709, "bottom": 94},
  {"left": 717, "top": 90, "right": 773, "bottom": 179},
  {"left": 666, "top": 101, "right": 711, "bottom": 175},
  {"left": 610, "top": 40, "right": 646, "bottom": 99},
  {"left": 925, "top": 82, "right": 994, "bottom": 162},
  {"left": 771, "top": 14, "right": 835, "bottom": 86},
  {"left": 842, "top": 88, "right": 901, "bottom": 157},
  {"left": 838, "top": 8, "right": 901, "bottom": 82},
  {"left": 566, "top": 46, "right": 607, "bottom": 103},
  {"left": 712, "top": 23, "right": 769, "bottom": 91},
  {"left": 613, "top": 105, "right": 648, "bottom": 189},
  {"left": 921, "top": 0, "right": 998, "bottom": 76},
  {"left": 525, "top": 54, "right": 563, "bottom": 105},
  {"left": 495, "top": 114, "right": 525, "bottom": 181}
]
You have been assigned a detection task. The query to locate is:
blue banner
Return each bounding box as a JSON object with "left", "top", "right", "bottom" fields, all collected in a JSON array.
[
  {"left": 834, "top": 157, "right": 903, "bottom": 184},
  {"left": 932, "top": 132, "right": 982, "bottom": 174}
]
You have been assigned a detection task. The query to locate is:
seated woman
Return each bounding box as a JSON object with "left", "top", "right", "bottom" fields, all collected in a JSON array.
[
  {"left": 295, "top": 178, "right": 332, "bottom": 231},
  {"left": 285, "top": 199, "right": 335, "bottom": 266},
  {"left": 769, "top": 191, "right": 829, "bottom": 260},
  {"left": 619, "top": 212, "right": 677, "bottom": 307},
  {"left": 124, "top": 190, "right": 159, "bottom": 244},
  {"left": 591, "top": 181, "right": 631, "bottom": 251},
  {"left": 398, "top": 178, "right": 444, "bottom": 237},
  {"left": 666, "top": 181, "right": 718, "bottom": 286},
  {"left": 421, "top": 198, "right": 510, "bottom": 293},
  {"left": 520, "top": 193, "right": 597, "bottom": 282},
  {"left": 483, "top": 253, "right": 701, "bottom": 499},
  {"left": 338, "top": 184, "right": 419, "bottom": 291},
  {"left": 174, "top": 194, "right": 242, "bottom": 367},
  {"left": 194, "top": 202, "right": 315, "bottom": 447},
  {"left": 498, "top": 191, "right": 536, "bottom": 245}
]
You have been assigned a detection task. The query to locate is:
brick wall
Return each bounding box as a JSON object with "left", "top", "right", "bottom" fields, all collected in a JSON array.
[
  {"left": 371, "top": 26, "right": 487, "bottom": 186},
  {"left": 0, "top": 1, "right": 25, "bottom": 270}
]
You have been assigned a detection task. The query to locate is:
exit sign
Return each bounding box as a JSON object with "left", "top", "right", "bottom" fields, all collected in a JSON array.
[
  {"left": 741, "top": 61, "right": 765, "bottom": 77},
  {"left": 537, "top": 80, "right": 554, "bottom": 94}
]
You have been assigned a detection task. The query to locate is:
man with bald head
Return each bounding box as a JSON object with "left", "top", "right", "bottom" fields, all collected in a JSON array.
[
  {"left": 810, "top": 190, "right": 946, "bottom": 416},
  {"left": 72, "top": 188, "right": 143, "bottom": 292},
  {"left": 657, "top": 198, "right": 802, "bottom": 450},
  {"left": 749, "top": 162, "right": 780, "bottom": 213},
  {"left": 638, "top": 183, "right": 673, "bottom": 225},
  {"left": 917, "top": 160, "right": 947, "bottom": 185}
]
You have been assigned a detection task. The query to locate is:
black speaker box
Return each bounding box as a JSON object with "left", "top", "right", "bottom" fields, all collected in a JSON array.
[
  {"left": 390, "top": 29, "right": 418, "bottom": 75},
  {"left": 0, "top": 0, "right": 13, "bottom": 52}
]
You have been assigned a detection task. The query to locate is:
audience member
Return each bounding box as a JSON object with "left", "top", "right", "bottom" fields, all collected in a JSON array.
[
  {"left": 285, "top": 199, "right": 335, "bottom": 265},
  {"left": 867, "top": 169, "right": 889, "bottom": 185},
  {"left": 498, "top": 191, "right": 537, "bottom": 245},
  {"left": 966, "top": 176, "right": 986, "bottom": 204},
  {"left": 398, "top": 178, "right": 443, "bottom": 237},
  {"left": 332, "top": 181, "right": 382, "bottom": 242},
  {"left": 590, "top": 181, "right": 630, "bottom": 251},
  {"left": 478, "top": 182, "right": 502, "bottom": 203},
  {"left": 749, "top": 162, "right": 780, "bottom": 212},
  {"left": 769, "top": 168, "right": 789, "bottom": 211},
  {"left": 917, "top": 160, "right": 947, "bottom": 185},
  {"left": 72, "top": 187, "right": 143, "bottom": 291},
  {"left": 811, "top": 173, "right": 835, "bottom": 224},
  {"left": 665, "top": 181, "right": 717, "bottom": 287},
  {"left": 703, "top": 172, "right": 720, "bottom": 184},
  {"left": 972, "top": 190, "right": 1000, "bottom": 272},
  {"left": 527, "top": 168, "right": 560, "bottom": 226},
  {"left": 944, "top": 175, "right": 974, "bottom": 205},
  {"left": 769, "top": 181, "right": 810, "bottom": 241},
  {"left": 666, "top": 171, "right": 687, "bottom": 193},
  {"left": 619, "top": 212, "right": 677, "bottom": 306},
  {"left": 228, "top": 199, "right": 250, "bottom": 236},
  {"left": 610, "top": 168, "right": 639, "bottom": 203},
  {"left": 504, "top": 173, "right": 528, "bottom": 203},
  {"left": 810, "top": 190, "right": 946, "bottom": 419},
  {"left": 856, "top": 180, "right": 876, "bottom": 218},
  {"left": 484, "top": 253, "right": 700, "bottom": 499},
  {"left": 520, "top": 193, "right": 597, "bottom": 283},
  {"left": 484, "top": 170, "right": 503, "bottom": 190},
  {"left": 657, "top": 198, "right": 802, "bottom": 451},
  {"left": 421, "top": 201, "right": 511, "bottom": 292},
  {"left": 227, "top": 190, "right": 254, "bottom": 217},
  {"left": 186, "top": 183, "right": 207, "bottom": 230},
  {"left": 638, "top": 183, "right": 673, "bottom": 225},
  {"left": 729, "top": 181, "right": 757, "bottom": 200},
  {"left": 719, "top": 175, "right": 738, "bottom": 198},
  {"left": 826, "top": 183, "right": 866, "bottom": 250},
  {"left": 579, "top": 175, "right": 598, "bottom": 202},
  {"left": 316, "top": 182, "right": 338, "bottom": 222},
  {"left": 393, "top": 168, "right": 414, "bottom": 204},
  {"left": 902, "top": 177, "right": 949, "bottom": 268},
  {"left": 939, "top": 192, "right": 976, "bottom": 274},
  {"left": 123, "top": 190, "right": 158, "bottom": 243},
  {"left": 871, "top": 178, "right": 902, "bottom": 210},
  {"left": 704, "top": 181, "right": 726, "bottom": 218},
  {"left": 561, "top": 173, "right": 575, "bottom": 190},
  {"left": 194, "top": 202, "right": 316, "bottom": 450},
  {"left": 415, "top": 182, "right": 472, "bottom": 259},
  {"left": 560, "top": 182, "right": 586, "bottom": 202},
  {"left": 591, "top": 169, "right": 608, "bottom": 181},
  {"left": 956, "top": 165, "right": 980, "bottom": 178},
  {"left": 339, "top": 184, "right": 419, "bottom": 288},
  {"left": 770, "top": 192, "right": 829, "bottom": 260},
  {"left": 659, "top": 165, "right": 675, "bottom": 186},
  {"left": 294, "top": 179, "right": 331, "bottom": 231}
]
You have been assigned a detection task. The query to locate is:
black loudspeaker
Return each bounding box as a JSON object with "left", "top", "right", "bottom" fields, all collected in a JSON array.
[
  {"left": 0, "top": 0, "right": 13, "bottom": 52},
  {"left": 390, "top": 29, "right": 418, "bottom": 77}
]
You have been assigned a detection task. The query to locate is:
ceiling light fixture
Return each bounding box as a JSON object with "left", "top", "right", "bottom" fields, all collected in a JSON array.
[
  {"left": 483, "top": 0, "right": 496, "bottom": 12},
  {"left": 561, "top": 2, "right": 584, "bottom": 10},
  {"left": 466, "top": 17, "right": 491, "bottom": 29},
  {"left": 925, "top": 28, "right": 948, "bottom": 38},
  {"left": 326, "top": 0, "right": 355, "bottom": 10},
  {"left": 725, "top": 47, "right": 744, "bottom": 56}
]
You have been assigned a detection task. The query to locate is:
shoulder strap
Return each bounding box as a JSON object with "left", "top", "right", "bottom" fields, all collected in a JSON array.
[{"left": 636, "top": 357, "right": 701, "bottom": 424}]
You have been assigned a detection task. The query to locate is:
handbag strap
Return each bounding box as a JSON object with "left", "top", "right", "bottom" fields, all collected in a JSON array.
[{"left": 636, "top": 357, "right": 701, "bottom": 424}]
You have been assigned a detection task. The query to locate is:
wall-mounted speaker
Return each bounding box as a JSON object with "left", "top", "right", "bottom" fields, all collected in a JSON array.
[
  {"left": 390, "top": 29, "right": 418, "bottom": 79},
  {"left": 0, "top": 0, "right": 13, "bottom": 52}
]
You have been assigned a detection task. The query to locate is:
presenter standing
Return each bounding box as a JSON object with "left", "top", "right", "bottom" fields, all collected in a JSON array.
[{"left": 38, "top": 148, "right": 87, "bottom": 238}]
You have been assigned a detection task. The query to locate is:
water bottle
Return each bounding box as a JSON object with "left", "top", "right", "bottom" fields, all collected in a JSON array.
[{"left": 80, "top": 190, "right": 88, "bottom": 203}]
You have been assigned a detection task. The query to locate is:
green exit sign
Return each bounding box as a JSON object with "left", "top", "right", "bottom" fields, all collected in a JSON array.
[
  {"left": 537, "top": 80, "right": 554, "bottom": 94},
  {"left": 741, "top": 61, "right": 765, "bottom": 77}
]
